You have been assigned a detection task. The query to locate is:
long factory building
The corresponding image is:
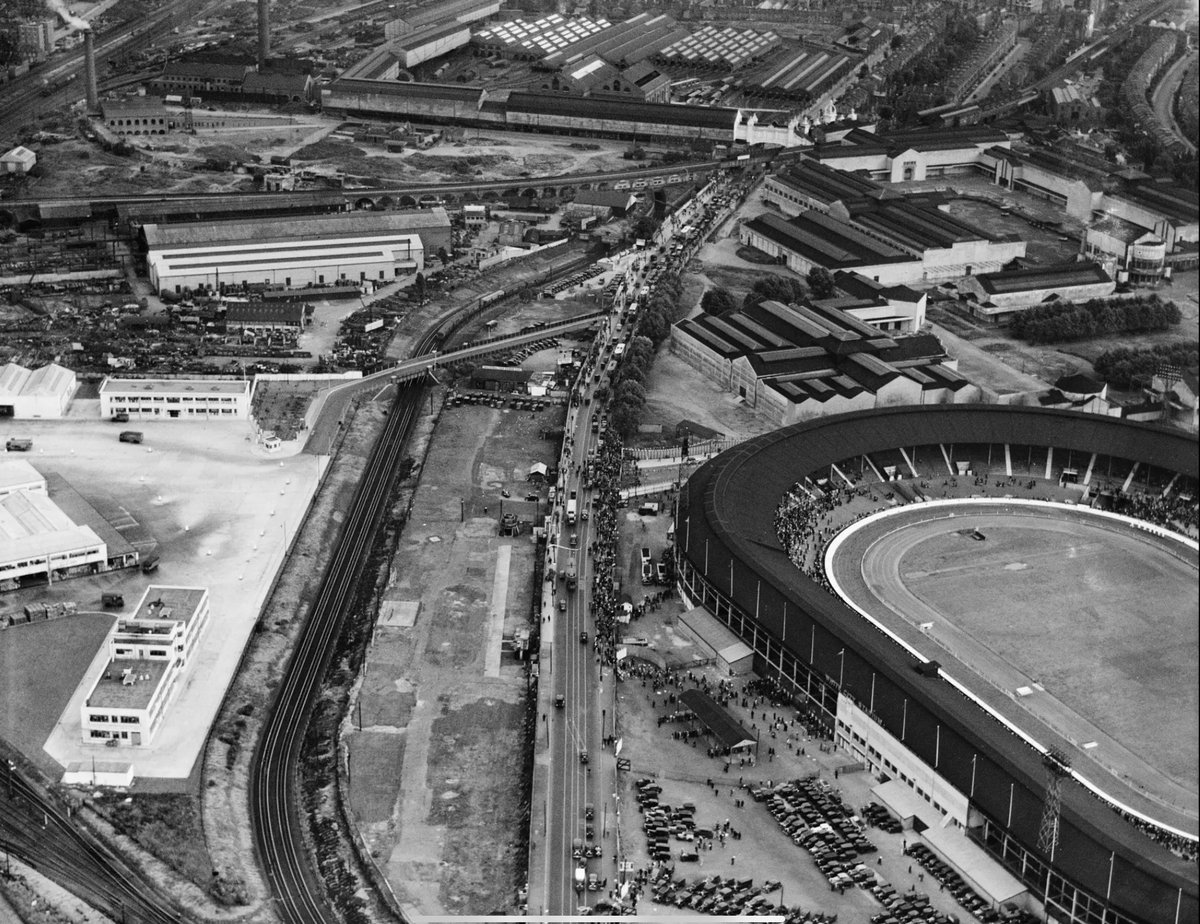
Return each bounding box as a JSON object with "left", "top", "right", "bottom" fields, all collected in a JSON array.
[{"left": 141, "top": 209, "right": 452, "bottom": 294}]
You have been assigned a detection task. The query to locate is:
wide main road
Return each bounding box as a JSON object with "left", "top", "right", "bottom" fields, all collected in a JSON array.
[{"left": 544, "top": 355, "right": 608, "bottom": 915}]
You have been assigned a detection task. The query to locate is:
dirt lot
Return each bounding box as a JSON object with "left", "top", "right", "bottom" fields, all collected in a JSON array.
[
  {"left": 637, "top": 349, "right": 774, "bottom": 448},
  {"left": 346, "top": 395, "right": 566, "bottom": 915},
  {"left": 294, "top": 128, "right": 632, "bottom": 184}
]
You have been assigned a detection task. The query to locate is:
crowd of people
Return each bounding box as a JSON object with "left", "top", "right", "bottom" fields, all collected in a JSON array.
[
  {"left": 1101, "top": 486, "right": 1200, "bottom": 537},
  {"left": 773, "top": 483, "right": 859, "bottom": 594},
  {"left": 583, "top": 429, "right": 630, "bottom": 668}
]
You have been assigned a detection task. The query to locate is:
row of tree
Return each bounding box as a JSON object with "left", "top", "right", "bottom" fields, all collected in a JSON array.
[
  {"left": 607, "top": 272, "right": 688, "bottom": 439},
  {"left": 1008, "top": 295, "right": 1181, "bottom": 344},
  {"left": 1093, "top": 341, "right": 1198, "bottom": 390}
]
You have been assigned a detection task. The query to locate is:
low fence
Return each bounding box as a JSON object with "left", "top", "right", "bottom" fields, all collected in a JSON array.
[{"left": 624, "top": 438, "right": 740, "bottom": 461}]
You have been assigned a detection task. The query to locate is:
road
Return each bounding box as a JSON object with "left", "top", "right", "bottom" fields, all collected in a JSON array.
[{"left": 1150, "top": 49, "right": 1198, "bottom": 156}]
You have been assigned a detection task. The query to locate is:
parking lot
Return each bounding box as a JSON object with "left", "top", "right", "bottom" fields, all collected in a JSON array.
[{"left": 0, "top": 414, "right": 319, "bottom": 783}]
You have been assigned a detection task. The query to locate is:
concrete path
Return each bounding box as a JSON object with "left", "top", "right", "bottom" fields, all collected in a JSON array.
[{"left": 485, "top": 544, "right": 511, "bottom": 678}]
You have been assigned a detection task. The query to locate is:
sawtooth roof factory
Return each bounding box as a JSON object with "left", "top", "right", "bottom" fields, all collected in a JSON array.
[
  {"left": 671, "top": 298, "right": 975, "bottom": 426},
  {"left": 140, "top": 209, "right": 451, "bottom": 295}
]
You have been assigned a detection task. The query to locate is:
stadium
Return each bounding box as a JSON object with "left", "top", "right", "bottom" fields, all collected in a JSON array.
[{"left": 677, "top": 406, "right": 1198, "bottom": 924}]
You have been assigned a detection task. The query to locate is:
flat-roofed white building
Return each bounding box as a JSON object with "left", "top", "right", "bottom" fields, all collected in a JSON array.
[
  {"left": 0, "top": 459, "right": 46, "bottom": 498},
  {"left": 99, "top": 377, "right": 254, "bottom": 420},
  {"left": 0, "top": 487, "right": 107, "bottom": 587},
  {"left": 81, "top": 586, "right": 211, "bottom": 748},
  {"left": 0, "top": 361, "right": 77, "bottom": 418},
  {"left": 141, "top": 209, "right": 452, "bottom": 294}
]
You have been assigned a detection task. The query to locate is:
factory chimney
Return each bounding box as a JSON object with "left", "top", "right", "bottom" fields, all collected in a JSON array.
[
  {"left": 257, "top": 0, "right": 270, "bottom": 70},
  {"left": 83, "top": 29, "right": 98, "bottom": 111}
]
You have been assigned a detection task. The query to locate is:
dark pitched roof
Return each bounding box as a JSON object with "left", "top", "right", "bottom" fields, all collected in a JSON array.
[
  {"left": 328, "top": 78, "right": 484, "bottom": 103},
  {"left": 833, "top": 270, "right": 922, "bottom": 304},
  {"left": 975, "top": 261, "right": 1113, "bottom": 295},
  {"left": 1055, "top": 372, "right": 1105, "bottom": 394},
  {"left": 505, "top": 91, "right": 737, "bottom": 130},
  {"left": 679, "top": 689, "right": 754, "bottom": 750},
  {"left": 743, "top": 212, "right": 911, "bottom": 269},
  {"left": 226, "top": 302, "right": 309, "bottom": 324},
  {"left": 770, "top": 159, "right": 885, "bottom": 206}
]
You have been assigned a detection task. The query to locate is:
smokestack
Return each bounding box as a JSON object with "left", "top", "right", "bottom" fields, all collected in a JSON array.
[
  {"left": 257, "top": 0, "right": 269, "bottom": 70},
  {"left": 83, "top": 29, "right": 98, "bottom": 110}
]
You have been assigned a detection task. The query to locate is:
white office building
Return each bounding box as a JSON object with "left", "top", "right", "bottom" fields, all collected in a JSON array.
[
  {"left": 0, "top": 462, "right": 107, "bottom": 587},
  {"left": 99, "top": 377, "right": 254, "bottom": 420},
  {"left": 81, "top": 586, "right": 211, "bottom": 749}
]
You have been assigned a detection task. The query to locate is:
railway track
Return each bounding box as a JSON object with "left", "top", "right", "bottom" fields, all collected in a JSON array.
[
  {"left": 0, "top": 767, "right": 181, "bottom": 924},
  {"left": 248, "top": 331, "right": 438, "bottom": 923}
]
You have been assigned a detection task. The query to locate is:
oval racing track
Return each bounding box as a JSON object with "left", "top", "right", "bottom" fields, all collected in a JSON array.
[{"left": 824, "top": 498, "right": 1199, "bottom": 826}]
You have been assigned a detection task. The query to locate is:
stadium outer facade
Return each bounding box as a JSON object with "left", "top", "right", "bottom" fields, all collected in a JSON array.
[{"left": 677, "top": 406, "right": 1197, "bottom": 924}]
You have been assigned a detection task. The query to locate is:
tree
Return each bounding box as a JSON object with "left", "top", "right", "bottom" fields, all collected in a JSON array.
[
  {"left": 437, "top": 246, "right": 450, "bottom": 266},
  {"left": 700, "top": 287, "right": 738, "bottom": 315},
  {"left": 890, "top": 34, "right": 904, "bottom": 50},
  {"left": 616, "top": 380, "right": 647, "bottom": 407},
  {"left": 632, "top": 217, "right": 658, "bottom": 242},
  {"left": 807, "top": 267, "right": 836, "bottom": 300},
  {"left": 743, "top": 275, "right": 805, "bottom": 309},
  {"left": 413, "top": 272, "right": 426, "bottom": 306}
]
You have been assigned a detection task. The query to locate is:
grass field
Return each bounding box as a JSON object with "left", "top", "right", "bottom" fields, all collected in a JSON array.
[
  {"left": 896, "top": 516, "right": 1199, "bottom": 791},
  {"left": 0, "top": 613, "right": 114, "bottom": 772}
]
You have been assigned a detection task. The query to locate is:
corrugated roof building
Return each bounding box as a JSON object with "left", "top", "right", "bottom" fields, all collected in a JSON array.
[
  {"left": 143, "top": 209, "right": 451, "bottom": 294},
  {"left": 671, "top": 298, "right": 973, "bottom": 425},
  {"left": 0, "top": 362, "right": 77, "bottom": 418}
]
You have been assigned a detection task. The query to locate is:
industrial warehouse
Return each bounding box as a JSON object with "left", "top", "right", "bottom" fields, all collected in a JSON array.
[
  {"left": 671, "top": 298, "right": 973, "bottom": 425},
  {"left": 0, "top": 460, "right": 140, "bottom": 590},
  {"left": 141, "top": 209, "right": 452, "bottom": 294}
]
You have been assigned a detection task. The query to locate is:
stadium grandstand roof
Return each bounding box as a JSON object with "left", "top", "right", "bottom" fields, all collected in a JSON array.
[
  {"left": 504, "top": 91, "right": 737, "bottom": 130},
  {"left": 744, "top": 211, "right": 910, "bottom": 269},
  {"left": 142, "top": 209, "right": 450, "bottom": 249},
  {"left": 974, "top": 261, "right": 1112, "bottom": 295},
  {"left": 681, "top": 405, "right": 1198, "bottom": 924},
  {"left": 541, "top": 12, "right": 687, "bottom": 70}
]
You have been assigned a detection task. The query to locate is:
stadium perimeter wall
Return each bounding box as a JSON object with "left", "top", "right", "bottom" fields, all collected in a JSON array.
[{"left": 678, "top": 406, "right": 1197, "bottom": 924}]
